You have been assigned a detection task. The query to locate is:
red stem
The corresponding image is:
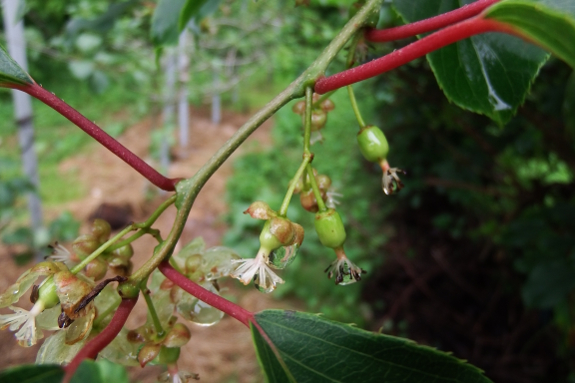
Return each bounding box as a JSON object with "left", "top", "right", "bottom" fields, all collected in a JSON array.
[
  {"left": 315, "top": 17, "right": 519, "bottom": 94},
  {"left": 365, "top": 0, "right": 500, "bottom": 42},
  {"left": 14, "top": 83, "right": 177, "bottom": 192},
  {"left": 159, "top": 261, "right": 254, "bottom": 327},
  {"left": 62, "top": 297, "right": 138, "bottom": 383}
]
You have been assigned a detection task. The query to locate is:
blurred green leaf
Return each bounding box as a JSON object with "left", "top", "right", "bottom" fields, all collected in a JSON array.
[
  {"left": 393, "top": 0, "right": 548, "bottom": 125},
  {"left": 0, "top": 44, "right": 33, "bottom": 87},
  {"left": 179, "top": 0, "right": 209, "bottom": 31},
  {"left": 484, "top": 0, "right": 575, "bottom": 69},
  {"left": 522, "top": 258, "right": 575, "bottom": 308},
  {"left": 0, "top": 364, "right": 64, "bottom": 383},
  {"left": 2, "top": 226, "right": 33, "bottom": 245},
  {"left": 70, "top": 360, "right": 129, "bottom": 383},
  {"left": 253, "top": 310, "right": 493, "bottom": 383},
  {"left": 151, "top": 0, "right": 186, "bottom": 46}
]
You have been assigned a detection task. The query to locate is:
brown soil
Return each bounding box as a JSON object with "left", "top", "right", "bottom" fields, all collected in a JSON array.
[{"left": 0, "top": 106, "right": 302, "bottom": 382}]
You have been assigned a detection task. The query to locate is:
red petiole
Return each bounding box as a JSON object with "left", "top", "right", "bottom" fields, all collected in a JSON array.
[
  {"left": 159, "top": 261, "right": 255, "bottom": 327},
  {"left": 62, "top": 297, "right": 138, "bottom": 383},
  {"left": 365, "top": 0, "right": 500, "bottom": 42},
  {"left": 13, "top": 82, "right": 178, "bottom": 192},
  {"left": 315, "top": 16, "right": 521, "bottom": 94}
]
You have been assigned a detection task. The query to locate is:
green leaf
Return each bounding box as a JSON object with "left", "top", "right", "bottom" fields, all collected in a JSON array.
[
  {"left": 179, "top": 0, "right": 208, "bottom": 31},
  {"left": 151, "top": 0, "right": 187, "bottom": 46},
  {"left": 0, "top": 44, "right": 33, "bottom": 87},
  {"left": 484, "top": 0, "right": 575, "bottom": 69},
  {"left": 522, "top": 258, "right": 575, "bottom": 308},
  {"left": 0, "top": 364, "right": 64, "bottom": 383},
  {"left": 251, "top": 322, "right": 294, "bottom": 383},
  {"left": 393, "top": 0, "right": 548, "bottom": 125},
  {"left": 253, "top": 310, "right": 493, "bottom": 383},
  {"left": 70, "top": 360, "right": 129, "bottom": 383}
]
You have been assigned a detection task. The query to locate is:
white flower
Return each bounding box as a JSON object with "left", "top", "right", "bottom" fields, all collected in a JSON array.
[
  {"left": 325, "top": 253, "right": 365, "bottom": 286},
  {"left": 47, "top": 243, "right": 78, "bottom": 266},
  {"left": 0, "top": 301, "right": 45, "bottom": 347},
  {"left": 231, "top": 250, "right": 284, "bottom": 293},
  {"left": 325, "top": 188, "right": 343, "bottom": 209}
]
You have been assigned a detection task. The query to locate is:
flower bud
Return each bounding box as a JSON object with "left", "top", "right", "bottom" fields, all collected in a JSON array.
[
  {"left": 112, "top": 244, "right": 134, "bottom": 260},
  {"left": 291, "top": 100, "right": 306, "bottom": 115},
  {"left": 268, "top": 217, "right": 296, "bottom": 246},
  {"left": 72, "top": 234, "right": 100, "bottom": 260},
  {"left": 316, "top": 174, "right": 332, "bottom": 191},
  {"left": 357, "top": 125, "right": 389, "bottom": 162},
  {"left": 308, "top": 109, "right": 327, "bottom": 131},
  {"left": 138, "top": 343, "right": 161, "bottom": 367},
  {"left": 244, "top": 201, "right": 276, "bottom": 220},
  {"left": 299, "top": 189, "right": 327, "bottom": 213},
  {"left": 84, "top": 258, "right": 108, "bottom": 281},
  {"left": 163, "top": 323, "right": 191, "bottom": 348},
  {"left": 320, "top": 99, "right": 335, "bottom": 112},
  {"left": 314, "top": 209, "right": 347, "bottom": 249},
  {"left": 91, "top": 219, "right": 112, "bottom": 244}
]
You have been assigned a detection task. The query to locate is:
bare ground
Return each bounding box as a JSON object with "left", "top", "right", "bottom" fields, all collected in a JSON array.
[{"left": 0, "top": 106, "right": 302, "bottom": 383}]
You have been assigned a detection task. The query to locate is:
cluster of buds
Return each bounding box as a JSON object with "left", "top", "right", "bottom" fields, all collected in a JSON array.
[
  {"left": 51, "top": 219, "right": 134, "bottom": 280},
  {"left": 292, "top": 168, "right": 342, "bottom": 212},
  {"left": 292, "top": 93, "right": 336, "bottom": 144},
  {"left": 356, "top": 125, "right": 405, "bottom": 194},
  {"left": 231, "top": 201, "right": 304, "bottom": 293}
]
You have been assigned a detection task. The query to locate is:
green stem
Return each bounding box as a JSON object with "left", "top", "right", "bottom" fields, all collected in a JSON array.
[
  {"left": 346, "top": 33, "right": 366, "bottom": 128},
  {"left": 107, "top": 228, "right": 161, "bottom": 252},
  {"left": 347, "top": 85, "right": 366, "bottom": 128},
  {"left": 141, "top": 282, "right": 165, "bottom": 338},
  {"left": 307, "top": 165, "right": 327, "bottom": 212},
  {"left": 303, "top": 86, "right": 313, "bottom": 155},
  {"left": 119, "top": 0, "right": 384, "bottom": 297},
  {"left": 93, "top": 298, "right": 121, "bottom": 328},
  {"left": 278, "top": 156, "right": 312, "bottom": 216}
]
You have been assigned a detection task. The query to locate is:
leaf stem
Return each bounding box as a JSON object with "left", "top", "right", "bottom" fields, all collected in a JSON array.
[
  {"left": 365, "top": 0, "right": 501, "bottom": 42},
  {"left": 63, "top": 297, "right": 138, "bottom": 383},
  {"left": 159, "top": 261, "right": 254, "bottom": 327},
  {"left": 14, "top": 82, "right": 178, "bottom": 191},
  {"left": 315, "top": 16, "right": 519, "bottom": 94}
]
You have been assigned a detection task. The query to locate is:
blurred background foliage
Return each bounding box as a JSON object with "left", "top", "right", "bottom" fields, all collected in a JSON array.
[{"left": 0, "top": 0, "right": 573, "bottom": 382}]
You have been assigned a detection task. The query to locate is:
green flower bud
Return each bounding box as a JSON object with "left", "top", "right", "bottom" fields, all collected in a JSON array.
[
  {"left": 259, "top": 220, "right": 284, "bottom": 252},
  {"left": 72, "top": 234, "right": 100, "bottom": 260},
  {"left": 309, "top": 109, "right": 327, "bottom": 131},
  {"left": 91, "top": 219, "right": 111, "bottom": 244},
  {"left": 37, "top": 276, "right": 60, "bottom": 310},
  {"left": 112, "top": 244, "right": 134, "bottom": 260},
  {"left": 357, "top": 125, "right": 389, "bottom": 162},
  {"left": 314, "top": 209, "right": 347, "bottom": 249}
]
